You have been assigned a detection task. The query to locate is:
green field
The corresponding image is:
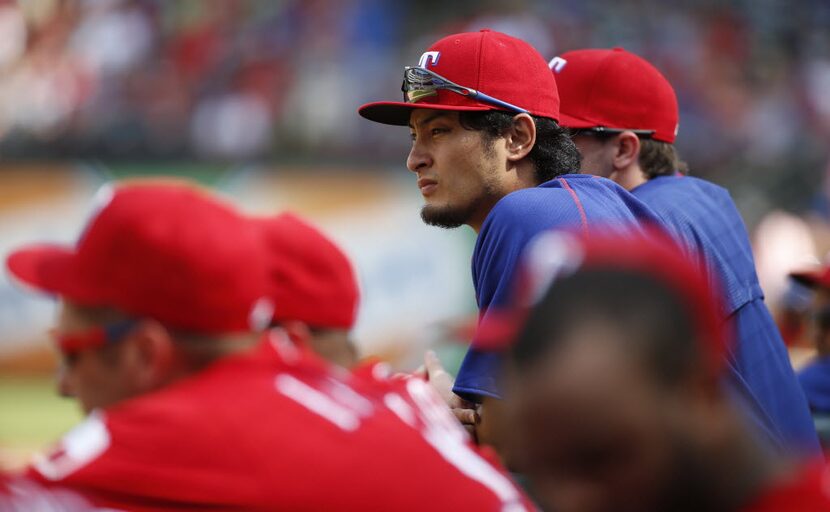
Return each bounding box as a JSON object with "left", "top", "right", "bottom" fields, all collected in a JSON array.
[{"left": 0, "top": 376, "right": 82, "bottom": 468}]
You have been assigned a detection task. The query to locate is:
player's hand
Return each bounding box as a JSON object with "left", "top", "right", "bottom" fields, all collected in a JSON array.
[
  {"left": 423, "top": 350, "right": 457, "bottom": 404},
  {"left": 424, "top": 350, "right": 480, "bottom": 433}
]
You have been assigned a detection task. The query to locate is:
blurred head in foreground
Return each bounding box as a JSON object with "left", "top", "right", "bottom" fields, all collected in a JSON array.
[
  {"left": 256, "top": 212, "right": 360, "bottom": 367},
  {"left": 6, "top": 181, "right": 363, "bottom": 415},
  {"left": 6, "top": 181, "right": 276, "bottom": 414},
  {"left": 500, "top": 230, "right": 796, "bottom": 512}
]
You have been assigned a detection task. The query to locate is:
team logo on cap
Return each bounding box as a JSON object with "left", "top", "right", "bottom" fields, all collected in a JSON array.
[
  {"left": 76, "top": 184, "right": 115, "bottom": 243},
  {"left": 418, "top": 51, "right": 440, "bottom": 69},
  {"left": 548, "top": 56, "right": 567, "bottom": 73},
  {"left": 248, "top": 297, "right": 276, "bottom": 332}
]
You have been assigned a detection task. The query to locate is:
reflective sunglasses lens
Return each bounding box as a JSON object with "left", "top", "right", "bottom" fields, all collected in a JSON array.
[{"left": 403, "top": 67, "right": 441, "bottom": 103}]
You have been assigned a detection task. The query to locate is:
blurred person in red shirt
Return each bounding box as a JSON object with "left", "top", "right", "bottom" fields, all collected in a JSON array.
[
  {"left": 1, "top": 471, "right": 99, "bottom": 511},
  {"left": 492, "top": 230, "right": 830, "bottom": 512},
  {"left": 5, "top": 180, "right": 534, "bottom": 511},
  {"left": 256, "top": 212, "right": 361, "bottom": 368}
]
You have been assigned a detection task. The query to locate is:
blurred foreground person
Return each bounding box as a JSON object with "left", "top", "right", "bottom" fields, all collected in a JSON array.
[
  {"left": 6, "top": 181, "right": 533, "bottom": 511},
  {"left": 501, "top": 230, "right": 830, "bottom": 512},
  {"left": 791, "top": 265, "right": 830, "bottom": 414},
  {"left": 551, "top": 47, "right": 819, "bottom": 457},
  {"left": 258, "top": 213, "right": 360, "bottom": 368}
]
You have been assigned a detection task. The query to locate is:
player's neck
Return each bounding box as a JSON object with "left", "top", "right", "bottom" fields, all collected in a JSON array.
[
  {"left": 468, "top": 176, "right": 538, "bottom": 234},
  {"left": 610, "top": 164, "right": 648, "bottom": 191}
]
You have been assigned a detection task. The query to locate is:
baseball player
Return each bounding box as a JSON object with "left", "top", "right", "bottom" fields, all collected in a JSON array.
[
  {"left": 6, "top": 181, "right": 535, "bottom": 510},
  {"left": 359, "top": 29, "right": 665, "bottom": 441},
  {"left": 498, "top": 230, "right": 830, "bottom": 512},
  {"left": 550, "top": 47, "right": 819, "bottom": 456},
  {"left": 257, "top": 212, "right": 360, "bottom": 368},
  {"left": 790, "top": 264, "right": 830, "bottom": 415}
]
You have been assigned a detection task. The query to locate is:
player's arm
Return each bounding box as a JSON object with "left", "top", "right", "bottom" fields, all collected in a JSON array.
[{"left": 455, "top": 198, "right": 556, "bottom": 448}]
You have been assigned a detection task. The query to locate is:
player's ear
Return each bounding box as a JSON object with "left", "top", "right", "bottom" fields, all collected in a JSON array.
[
  {"left": 506, "top": 113, "right": 536, "bottom": 162},
  {"left": 612, "top": 131, "right": 641, "bottom": 170},
  {"left": 122, "top": 320, "right": 178, "bottom": 391}
]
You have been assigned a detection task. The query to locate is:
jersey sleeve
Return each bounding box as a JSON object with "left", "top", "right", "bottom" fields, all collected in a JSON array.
[{"left": 455, "top": 194, "right": 567, "bottom": 400}]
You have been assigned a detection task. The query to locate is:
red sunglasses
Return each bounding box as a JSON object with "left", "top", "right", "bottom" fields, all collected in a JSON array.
[{"left": 51, "top": 319, "right": 140, "bottom": 355}]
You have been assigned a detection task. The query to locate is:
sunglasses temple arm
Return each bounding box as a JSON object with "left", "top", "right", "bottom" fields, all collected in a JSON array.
[{"left": 468, "top": 90, "right": 530, "bottom": 114}]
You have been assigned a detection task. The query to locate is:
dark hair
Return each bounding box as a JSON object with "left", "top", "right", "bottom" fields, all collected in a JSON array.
[
  {"left": 512, "top": 268, "right": 701, "bottom": 386},
  {"left": 638, "top": 139, "right": 689, "bottom": 178},
  {"left": 458, "top": 110, "right": 581, "bottom": 185}
]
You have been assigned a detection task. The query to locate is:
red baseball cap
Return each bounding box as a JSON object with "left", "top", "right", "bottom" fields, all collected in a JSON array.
[
  {"left": 790, "top": 265, "right": 830, "bottom": 290},
  {"left": 7, "top": 181, "right": 273, "bottom": 334},
  {"left": 475, "top": 228, "right": 728, "bottom": 371},
  {"left": 551, "top": 48, "right": 679, "bottom": 143},
  {"left": 255, "top": 213, "right": 359, "bottom": 329},
  {"left": 359, "top": 29, "right": 559, "bottom": 126}
]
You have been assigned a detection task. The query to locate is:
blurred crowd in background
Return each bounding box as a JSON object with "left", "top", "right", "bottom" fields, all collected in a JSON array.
[{"left": 0, "top": 0, "right": 828, "bottom": 223}]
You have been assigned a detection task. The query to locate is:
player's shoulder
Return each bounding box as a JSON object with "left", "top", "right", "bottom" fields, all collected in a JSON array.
[
  {"left": 481, "top": 188, "right": 572, "bottom": 243},
  {"left": 637, "top": 174, "right": 729, "bottom": 196},
  {"left": 637, "top": 175, "right": 731, "bottom": 212},
  {"left": 489, "top": 174, "right": 594, "bottom": 218},
  {"left": 798, "top": 357, "right": 830, "bottom": 382}
]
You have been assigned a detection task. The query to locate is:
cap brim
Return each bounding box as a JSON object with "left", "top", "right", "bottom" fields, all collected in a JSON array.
[
  {"left": 358, "top": 101, "right": 494, "bottom": 126},
  {"left": 790, "top": 270, "right": 826, "bottom": 289},
  {"left": 7, "top": 245, "right": 104, "bottom": 304},
  {"left": 557, "top": 110, "right": 674, "bottom": 143}
]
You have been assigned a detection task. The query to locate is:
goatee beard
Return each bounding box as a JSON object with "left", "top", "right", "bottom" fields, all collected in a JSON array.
[{"left": 420, "top": 204, "right": 471, "bottom": 229}]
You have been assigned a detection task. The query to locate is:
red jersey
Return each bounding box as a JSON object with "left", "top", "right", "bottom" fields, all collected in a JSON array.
[
  {"left": 25, "top": 333, "right": 534, "bottom": 511},
  {"left": 742, "top": 463, "right": 830, "bottom": 511},
  {"left": 1, "top": 473, "right": 97, "bottom": 510}
]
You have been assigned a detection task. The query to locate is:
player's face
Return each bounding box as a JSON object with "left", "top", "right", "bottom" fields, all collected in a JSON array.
[
  {"left": 407, "top": 109, "right": 507, "bottom": 230},
  {"left": 54, "top": 301, "right": 136, "bottom": 414},
  {"left": 570, "top": 133, "right": 616, "bottom": 179},
  {"left": 505, "top": 324, "right": 711, "bottom": 512}
]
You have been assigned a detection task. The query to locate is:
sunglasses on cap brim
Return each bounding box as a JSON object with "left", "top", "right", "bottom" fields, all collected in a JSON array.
[{"left": 401, "top": 66, "right": 529, "bottom": 115}]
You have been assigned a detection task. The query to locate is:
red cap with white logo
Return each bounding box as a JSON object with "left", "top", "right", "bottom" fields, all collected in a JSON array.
[
  {"left": 551, "top": 48, "right": 679, "bottom": 143},
  {"left": 7, "top": 181, "right": 273, "bottom": 334},
  {"left": 359, "top": 29, "right": 560, "bottom": 126}
]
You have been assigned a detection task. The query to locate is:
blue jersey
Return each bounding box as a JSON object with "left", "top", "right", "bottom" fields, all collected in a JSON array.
[
  {"left": 798, "top": 356, "right": 830, "bottom": 413},
  {"left": 453, "top": 174, "right": 663, "bottom": 399},
  {"left": 632, "top": 174, "right": 819, "bottom": 456}
]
